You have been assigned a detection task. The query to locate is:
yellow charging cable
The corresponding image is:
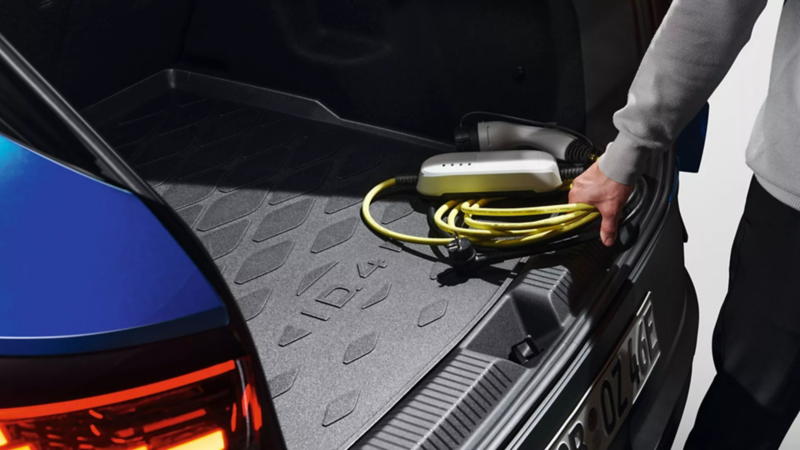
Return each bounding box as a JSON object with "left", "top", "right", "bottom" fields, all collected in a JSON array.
[{"left": 361, "top": 177, "right": 599, "bottom": 248}]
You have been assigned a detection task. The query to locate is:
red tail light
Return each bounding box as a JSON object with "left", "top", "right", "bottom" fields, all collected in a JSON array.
[{"left": 0, "top": 359, "right": 263, "bottom": 450}]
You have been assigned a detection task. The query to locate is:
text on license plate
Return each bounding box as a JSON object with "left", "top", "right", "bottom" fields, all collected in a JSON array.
[{"left": 547, "top": 294, "right": 661, "bottom": 450}]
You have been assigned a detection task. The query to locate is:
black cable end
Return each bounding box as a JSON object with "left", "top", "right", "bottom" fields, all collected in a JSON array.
[
  {"left": 395, "top": 175, "right": 419, "bottom": 186},
  {"left": 565, "top": 140, "right": 597, "bottom": 164},
  {"left": 446, "top": 238, "right": 477, "bottom": 267},
  {"left": 454, "top": 125, "right": 481, "bottom": 152},
  {"left": 558, "top": 164, "right": 586, "bottom": 181}
]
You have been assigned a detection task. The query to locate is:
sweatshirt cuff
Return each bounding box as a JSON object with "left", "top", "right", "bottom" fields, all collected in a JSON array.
[{"left": 597, "top": 133, "right": 651, "bottom": 185}]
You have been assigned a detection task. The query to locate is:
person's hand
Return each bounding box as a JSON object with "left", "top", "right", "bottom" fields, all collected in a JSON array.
[{"left": 569, "top": 162, "right": 633, "bottom": 247}]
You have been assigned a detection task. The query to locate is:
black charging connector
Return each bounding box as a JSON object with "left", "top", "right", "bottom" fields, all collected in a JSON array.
[
  {"left": 454, "top": 125, "right": 480, "bottom": 152},
  {"left": 446, "top": 238, "right": 477, "bottom": 267}
]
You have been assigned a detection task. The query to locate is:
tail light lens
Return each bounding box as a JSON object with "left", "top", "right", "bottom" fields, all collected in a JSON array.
[{"left": 0, "top": 359, "right": 264, "bottom": 450}]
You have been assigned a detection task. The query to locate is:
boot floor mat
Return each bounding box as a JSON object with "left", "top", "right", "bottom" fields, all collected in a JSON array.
[{"left": 85, "top": 71, "right": 515, "bottom": 450}]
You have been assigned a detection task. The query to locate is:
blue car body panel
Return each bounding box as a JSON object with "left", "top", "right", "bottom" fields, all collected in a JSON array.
[{"left": 0, "top": 135, "right": 227, "bottom": 356}]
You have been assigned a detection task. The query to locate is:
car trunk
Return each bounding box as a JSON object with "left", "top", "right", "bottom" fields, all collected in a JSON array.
[{"left": 0, "top": 1, "right": 664, "bottom": 448}]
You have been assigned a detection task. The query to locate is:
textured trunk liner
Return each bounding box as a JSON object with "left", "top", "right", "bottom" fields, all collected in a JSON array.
[{"left": 84, "top": 71, "right": 516, "bottom": 450}]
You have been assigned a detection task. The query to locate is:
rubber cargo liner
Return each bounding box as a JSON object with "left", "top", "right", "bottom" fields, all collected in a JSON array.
[{"left": 83, "top": 70, "right": 518, "bottom": 450}]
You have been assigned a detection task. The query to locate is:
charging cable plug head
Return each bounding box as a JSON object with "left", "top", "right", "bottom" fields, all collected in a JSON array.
[{"left": 446, "top": 238, "right": 477, "bottom": 267}]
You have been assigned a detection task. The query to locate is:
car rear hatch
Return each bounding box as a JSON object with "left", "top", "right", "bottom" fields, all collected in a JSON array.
[{"left": 0, "top": 0, "right": 681, "bottom": 448}]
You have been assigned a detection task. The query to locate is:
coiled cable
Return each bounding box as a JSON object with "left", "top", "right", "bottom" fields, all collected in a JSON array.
[
  {"left": 361, "top": 176, "right": 646, "bottom": 268},
  {"left": 362, "top": 176, "right": 598, "bottom": 248}
]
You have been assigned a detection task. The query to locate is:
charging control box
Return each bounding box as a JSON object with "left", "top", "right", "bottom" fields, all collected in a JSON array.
[{"left": 416, "top": 150, "right": 562, "bottom": 197}]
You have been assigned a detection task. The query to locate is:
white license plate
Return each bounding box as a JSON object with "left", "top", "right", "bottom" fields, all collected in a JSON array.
[{"left": 547, "top": 294, "right": 661, "bottom": 450}]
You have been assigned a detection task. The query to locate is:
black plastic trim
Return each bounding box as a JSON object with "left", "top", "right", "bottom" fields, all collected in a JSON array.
[
  {"left": 457, "top": 151, "right": 676, "bottom": 448},
  {"left": 354, "top": 351, "right": 525, "bottom": 449}
]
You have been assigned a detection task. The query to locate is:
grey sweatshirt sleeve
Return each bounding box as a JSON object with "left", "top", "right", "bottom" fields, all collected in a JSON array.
[{"left": 598, "top": 0, "right": 768, "bottom": 185}]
